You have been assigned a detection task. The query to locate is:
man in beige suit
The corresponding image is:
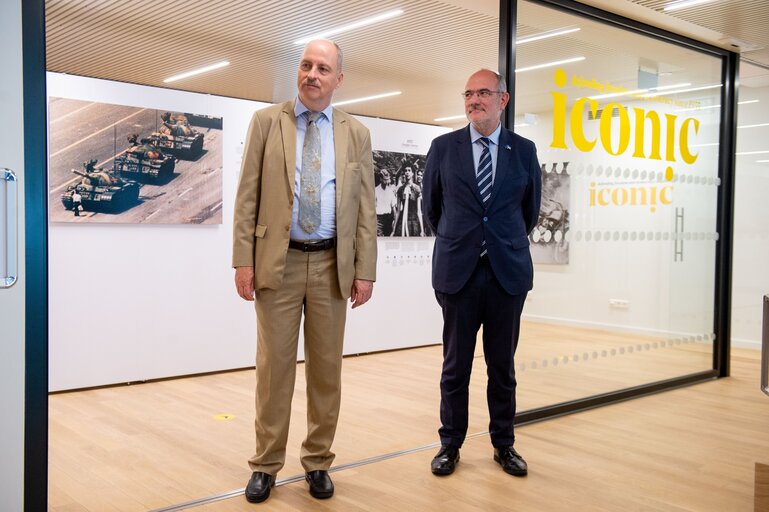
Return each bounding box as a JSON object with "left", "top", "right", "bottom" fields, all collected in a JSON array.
[{"left": 232, "top": 39, "right": 376, "bottom": 503}]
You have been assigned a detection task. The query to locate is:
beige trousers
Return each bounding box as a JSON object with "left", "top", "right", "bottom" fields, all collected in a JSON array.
[{"left": 249, "top": 247, "right": 348, "bottom": 475}]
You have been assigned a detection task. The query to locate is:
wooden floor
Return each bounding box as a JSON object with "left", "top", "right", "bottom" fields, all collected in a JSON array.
[{"left": 49, "top": 323, "right": 769, "bottom": 511}]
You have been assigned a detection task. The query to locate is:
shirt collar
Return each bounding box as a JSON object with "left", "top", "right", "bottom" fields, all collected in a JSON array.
[
  {"left": 294, "top": 98, "right": 334, "bottom": 124},
  {"left": 469, "top": 122, "right": 501, "bottom": 147}
]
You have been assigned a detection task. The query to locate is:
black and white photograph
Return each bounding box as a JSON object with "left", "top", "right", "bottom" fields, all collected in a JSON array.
[
  {"left": 48, "top": 97, "right": 223, "bottom": 224},
  {"left": 373, "top": 150, "right": 430, "bottom": 237},
  {"left": 530, "top": 161, "right": 570, "bottom": 264}
]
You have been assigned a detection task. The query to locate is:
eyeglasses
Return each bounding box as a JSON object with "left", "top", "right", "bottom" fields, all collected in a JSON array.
[{"left": 461, "top": 89, "right": 504, "bottom": 100}]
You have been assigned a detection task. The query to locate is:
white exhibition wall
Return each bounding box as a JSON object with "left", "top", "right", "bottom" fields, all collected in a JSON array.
[
  {"left": 48, "top": 73, "right": 765, "bottom": 391},
  {"left": 47, "top": 73, "right": 449, "bottom": 391}
]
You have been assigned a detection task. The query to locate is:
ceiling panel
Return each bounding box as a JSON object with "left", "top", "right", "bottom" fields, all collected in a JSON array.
[{"left": 45, "top": 0, "right": 769, "bottom": 127}]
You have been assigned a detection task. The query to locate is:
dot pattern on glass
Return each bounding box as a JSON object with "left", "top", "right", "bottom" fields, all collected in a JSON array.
[{"left": 516, "top": 333, "right": 714, "bottom": 374}]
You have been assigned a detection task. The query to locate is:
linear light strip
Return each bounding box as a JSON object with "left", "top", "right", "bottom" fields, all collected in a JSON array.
[
  {"left": 294, "top": 9, "right": 403, "bottom": 45},
  {"left": 434, "top": 114, "right": 466, "bottom": 122},
  {"left": 740, "top": 122, "right": 769, "bottom": 129},
  {"left": 736, "top": 150, "right": 769, "bottom": 156},
  {"left": 677, "top": 99, "right": 760, "bottom": 113},
  {"left": 517, "top": 27, "right": 580, "bottom": 45},
  {"left": 642, "top": 83, "right": 721, "bottom": 98},
  {"left": 163, "top": 61, "right": 229, "bottom": 83},
  {"left": 516, "top": 56, "right": 585, "bottom": 73},
  {"left": 589, "top": 82, "right": 693, "bottom": 100},
  {"left": 332, "top": 91, "right": 401, "bottom": 107},
  {"left": 757, "top": 160, "right": 769, "bottom": 163},
  {"left": 664, "top": 0, "right": 716, "bottom": 12}
]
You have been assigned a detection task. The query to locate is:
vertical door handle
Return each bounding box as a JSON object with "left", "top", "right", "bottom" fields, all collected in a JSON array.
[
  {"left": 1, "top": 168, "right": 17, "bottom": 289},
  {"left": 762, "top": 295, "right": 768, "bottom": 397}
]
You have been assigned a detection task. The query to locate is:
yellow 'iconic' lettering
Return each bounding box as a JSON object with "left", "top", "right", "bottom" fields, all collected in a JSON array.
[
  {"left": 600, "top": 103, "right": 630, "bottom": 156},
  {"left": 589, "top": 181, "right": 673, "bottom": 213},
  {"left": 679, "top": 118, "right": 700, "bottom": 165},
  {"left": 551, "top": 70, "right": 699, "bottom": 167},
  {"left": 632, "top": 108, "right": 662, "bottom": 160},
  {"left": 571, "top": 98, "right": 598, "bottom": 152}
]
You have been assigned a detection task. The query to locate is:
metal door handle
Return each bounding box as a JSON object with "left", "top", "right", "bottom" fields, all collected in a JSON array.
[
  {"left": 1, "top": 168, "right": 17, "bottom": 289},
  {"left": 762, "top": 295, "right": 768, "bottom": 397}
]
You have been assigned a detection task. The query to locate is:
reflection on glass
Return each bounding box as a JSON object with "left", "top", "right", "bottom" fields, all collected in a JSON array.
[{"left": 515, "top": 0, "right": 722, "bottom": 410}]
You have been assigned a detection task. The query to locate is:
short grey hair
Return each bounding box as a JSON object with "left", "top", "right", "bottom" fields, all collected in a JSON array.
[
  {"left": 333, "top": 41, "right": 344, "bottom": 73},
  {"left": 307, "top": 39, "right": 343, "bottom": 73},
  {"left": 480, "top": 68, "right": 507, "bottom": 92}
]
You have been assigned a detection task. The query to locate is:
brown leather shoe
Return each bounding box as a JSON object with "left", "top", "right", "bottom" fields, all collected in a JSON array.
[
  {"left": 431, "top": 445, "right": 460, "bottom": 475},
  {"left": 245, "top": 471, "right": 275, "bottom": 503},
  {"left": 494, "top": 446, "right": 528, "bottom": 476},
  {"left": 306, "top": 470, "right": 334, "bottom": 499}
]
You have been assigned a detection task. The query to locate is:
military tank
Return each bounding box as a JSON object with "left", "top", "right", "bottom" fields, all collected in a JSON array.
[
  {"left": 144, "top": 112, "right": 205, "bottom": 160},
  {"left": 184, "top": 112, "right": 222, "bottom": 130},
  {"left": 61, "top": 159, "right": 141, "bottom": 213},
  {"left": 113, "top": 134, "right": 176, "bottom": 182}
]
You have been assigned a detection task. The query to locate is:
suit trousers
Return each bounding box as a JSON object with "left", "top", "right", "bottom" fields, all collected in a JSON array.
[
  {"left": 249, "top": 247, "right": 348, "bottom": 475},
  {"left": 435, "top": 257, "right": 527, "bottom": 448}
]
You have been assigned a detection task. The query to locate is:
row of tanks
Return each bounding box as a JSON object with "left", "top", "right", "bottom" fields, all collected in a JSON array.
[{"left": 61, "top": 112, "right": 207, "bottom": 214}]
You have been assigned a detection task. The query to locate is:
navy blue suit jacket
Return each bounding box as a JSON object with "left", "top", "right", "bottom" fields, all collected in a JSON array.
[{"left": 423, "top": 125, "right": 542, "bottom": 295}]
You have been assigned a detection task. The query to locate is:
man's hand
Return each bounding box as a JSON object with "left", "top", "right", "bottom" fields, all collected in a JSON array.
[
  {"left": 350, "top": 279, "right": 373, "bottom": 309},
  {"left": 235, "top": 266, "right": 255, "bottom": 301}
]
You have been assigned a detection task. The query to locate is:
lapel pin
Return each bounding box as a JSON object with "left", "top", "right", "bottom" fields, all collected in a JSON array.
[{"left": 505, "top": 144, "right": 512, "bottom": 150}]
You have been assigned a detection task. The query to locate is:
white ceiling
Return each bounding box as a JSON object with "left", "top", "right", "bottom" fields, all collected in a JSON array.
[{"left": 44, "top": 0, "right": 769, "bottom": 126}]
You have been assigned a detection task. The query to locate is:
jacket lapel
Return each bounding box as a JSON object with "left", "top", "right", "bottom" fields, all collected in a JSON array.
[
  {"left": 333, "top": 108, "right": 348, "bottom": 210},
  {"left": 455, "top": 126, "right": 483, "bottom": 207},
  {"left": 487, "top": 128, "right": 514, "bottom": 207},
  {"left": 280, "top": 101, "right": 297, "bottom": 197}
]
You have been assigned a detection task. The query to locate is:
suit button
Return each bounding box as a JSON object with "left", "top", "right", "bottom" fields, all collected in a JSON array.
[
  {"left": 285, "top": 225, "right": 290, "bottom": 231},
  {"left": 483, "top": 216, "right": 488, "bottom": 222}
]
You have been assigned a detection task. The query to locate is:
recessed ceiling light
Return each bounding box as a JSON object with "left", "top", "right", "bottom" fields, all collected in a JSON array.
[
  {"left": 517, "top": 27, "right": 580, "bottom": 45},
  {"left": 332, "top": 91, "right": 401, "bottom": 107},
  {"left": 163, "top": 61, "right": 229, "bottom": 83},
  {"left": 294, "top": 9, "right": 403, "bottom": 45},
  {"left": 516, "top": 56, "right": 585, "bottom": 73},
  {"left": 664, "top": 0, "right": 717, "bottom": 12}
]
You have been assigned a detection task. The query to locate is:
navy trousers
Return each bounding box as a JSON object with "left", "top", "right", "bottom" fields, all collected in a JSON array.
[{"left": 435, "top": 257, "right": 527, "bottom": 448}]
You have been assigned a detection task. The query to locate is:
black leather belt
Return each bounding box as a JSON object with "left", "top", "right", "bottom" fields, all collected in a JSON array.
[{"left": 288, "top": 238, "right": 336, "bottom": 252}]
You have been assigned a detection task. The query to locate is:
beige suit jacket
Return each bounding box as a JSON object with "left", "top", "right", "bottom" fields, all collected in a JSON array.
[{"left": 232, "top": 100, "right": 377, "bottom": 298}]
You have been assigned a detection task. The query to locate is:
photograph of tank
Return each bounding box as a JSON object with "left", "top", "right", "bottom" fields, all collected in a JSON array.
[
  {"left": 530, "top": 161, "right": 570, "bottom": 265},
  {"left": 49, "top": 97, "right": 223, "bottom": 224},
  {"left": 373, "top": 150, "right": 430, "bottom": 237}
]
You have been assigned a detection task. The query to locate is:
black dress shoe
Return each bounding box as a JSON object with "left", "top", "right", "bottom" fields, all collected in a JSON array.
[
  {"left": 431, "top": 445, "right": 460, "bottom": 475},
  {"left": 245, "top": 471, "right": 275, "bottom": 503},
  {"left": 306, "top": 470, "right": 334, "bottom": 499},
  {"left": 494, "top": 446, "right": 528, "bottom": 476}
]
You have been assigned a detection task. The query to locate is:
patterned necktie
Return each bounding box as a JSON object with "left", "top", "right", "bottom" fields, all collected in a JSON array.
[
  {"left": 477, "top": 137, "right": 492, "bottom": 257},
  {"left": 299, "top": 111, "right": 322, "bottom": 234}
]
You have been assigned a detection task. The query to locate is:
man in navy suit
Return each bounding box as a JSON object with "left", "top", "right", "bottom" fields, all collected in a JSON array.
[{"left": 422, "top": 69, "right": 541, "bottom": 477}]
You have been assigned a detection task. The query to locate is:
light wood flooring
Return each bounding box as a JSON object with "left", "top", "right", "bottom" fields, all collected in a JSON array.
[{"left": 48, "top": 322, "right": 769, "bottom": 511}]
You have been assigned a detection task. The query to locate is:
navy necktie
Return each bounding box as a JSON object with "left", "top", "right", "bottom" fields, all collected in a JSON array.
[{"left": 477, "top": 137, "right": 492, "bottom": 257}]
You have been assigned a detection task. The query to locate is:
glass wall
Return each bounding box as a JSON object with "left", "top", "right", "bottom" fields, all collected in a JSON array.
[{"left": 513, "top": 0, "right": 725, "bottom": 408}]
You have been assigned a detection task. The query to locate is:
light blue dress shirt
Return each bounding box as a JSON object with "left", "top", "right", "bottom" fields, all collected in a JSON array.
[
  {"left": 291, "top": 99, "right": 337, "bottom": 240},
  {"left": 469, "top": 122, "right": 502, "bottom": 185}
]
